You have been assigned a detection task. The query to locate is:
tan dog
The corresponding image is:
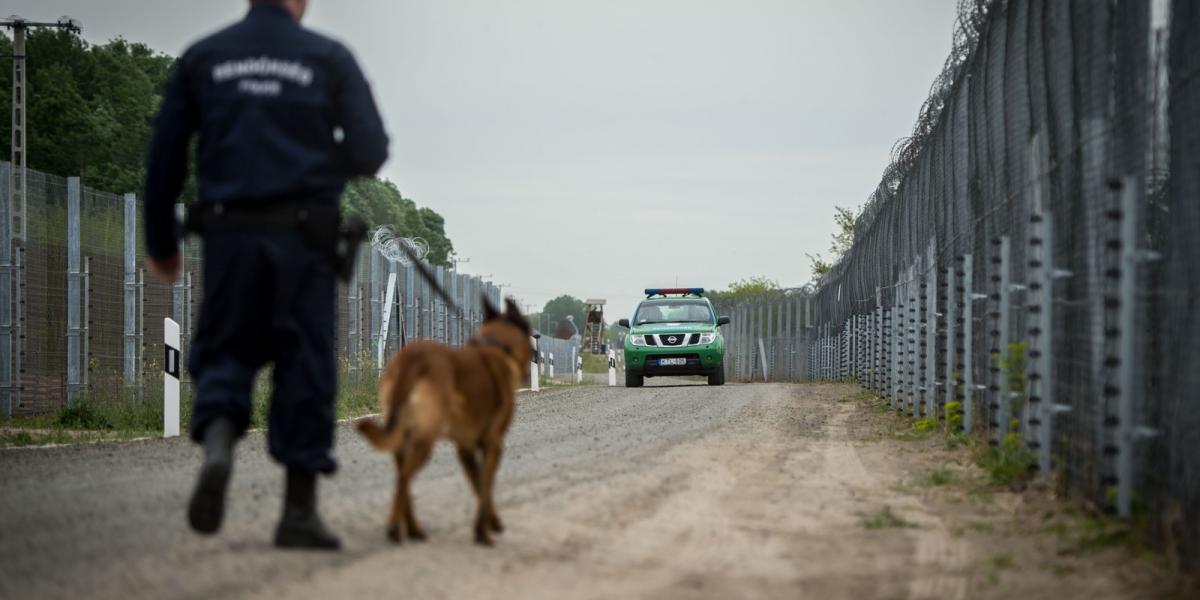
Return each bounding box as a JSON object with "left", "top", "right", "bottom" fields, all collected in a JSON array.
[{"left": 357, "top": 297, "right": 532, "bottom": 546}]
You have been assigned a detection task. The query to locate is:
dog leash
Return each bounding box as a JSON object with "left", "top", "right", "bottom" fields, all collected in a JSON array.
[{"left": 394, "top": 236, "right": 468, "bottom": 319}]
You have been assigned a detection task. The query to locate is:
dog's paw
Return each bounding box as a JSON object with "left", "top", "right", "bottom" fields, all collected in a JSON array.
[
  {"left": 408, "top": 526, "right": 427, "bottom": 542},
  {"left": 474, "top": 528, "right": 494, "bottom": 547},
  {"left": 386, "top": 525, "right": 402, "bottom": 544},
  {"left": 490, "top": 516, "right": 504, "bottom": 534}
]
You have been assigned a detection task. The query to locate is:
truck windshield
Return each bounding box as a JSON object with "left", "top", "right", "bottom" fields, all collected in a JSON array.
[{"left": 634, "top": 302, "right": 713, "bottom": 325}]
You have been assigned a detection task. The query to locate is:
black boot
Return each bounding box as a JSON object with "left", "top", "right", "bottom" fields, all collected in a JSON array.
[
  {"left": 187, "top": 418, "right": 235, "bottom": 534},
  {"left": 274, "top": 467, "right": 341, "bottom": 550}
]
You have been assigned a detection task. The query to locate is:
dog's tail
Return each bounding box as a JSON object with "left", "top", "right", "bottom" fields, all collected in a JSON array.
[
  {"left": 356, "top": 374, "right": 406, "bottom": 451},
  {"left": 356, "top": 361, "right": 444, "bottom": 452}
]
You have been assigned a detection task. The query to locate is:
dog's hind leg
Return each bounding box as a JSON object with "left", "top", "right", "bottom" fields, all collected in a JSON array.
[
  {"left": 456, "top": 445, "right": 482, "bottom": 496},
  {"left": 399, "top": 436, "right": 435, "bottom": 542},
  {"left": 474, "top": 440, "right": 505, "bottom": 545},
  {"left": 386, "top": 450, "right": 407, "bottom": 543}
]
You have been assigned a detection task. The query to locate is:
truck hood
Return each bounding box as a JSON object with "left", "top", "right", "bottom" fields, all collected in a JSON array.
[{"left": 629, "top": 323, "right": 716, "bottom": 335}]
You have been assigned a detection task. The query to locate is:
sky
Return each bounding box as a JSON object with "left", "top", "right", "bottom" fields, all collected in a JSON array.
[{"left": 8, "top": 0, "right": 958, "bottom": 321}]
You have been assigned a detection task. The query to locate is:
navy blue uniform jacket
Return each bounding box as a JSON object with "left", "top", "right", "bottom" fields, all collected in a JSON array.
[{"left": 143, "top": 5, "right": 389, "bottom": 259}]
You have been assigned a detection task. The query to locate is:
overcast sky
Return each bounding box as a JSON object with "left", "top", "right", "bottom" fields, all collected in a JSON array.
[{"left": 10, "top": 0, "right": 956, "bottom": 321}]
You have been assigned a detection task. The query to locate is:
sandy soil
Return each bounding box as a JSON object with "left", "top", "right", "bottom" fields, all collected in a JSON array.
[{"left": 0, "top": 381, "right": 1191, "bottom": 599}]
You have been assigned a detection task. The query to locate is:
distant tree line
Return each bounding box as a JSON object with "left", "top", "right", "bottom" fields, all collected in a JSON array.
[{"left": 0, "top": 30, "right": 453, "bottom": 265}]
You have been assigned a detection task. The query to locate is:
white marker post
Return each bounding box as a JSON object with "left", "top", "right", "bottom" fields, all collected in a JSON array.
[
  {"left": 608, "top": 350, "right": 617, "bottom": 386},
  {"left": 548, "top": 353, "right": 555, "bottom": 379},
  {"left": 163, "top": 318, "right": 181, "bottom": 438},
  {"left": 377, "top": 270, "right": 398, "bottom": 369},
  {"left": 757, "top": 338, "right": 770, "bottom": 382},
  {"left": 530, "top": 337, "right": 540, "bottom": 392}
]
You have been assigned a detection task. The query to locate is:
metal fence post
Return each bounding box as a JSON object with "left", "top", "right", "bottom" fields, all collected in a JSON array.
[
  {"left": 123, "top": 193, "right": 137, "bottom": 386},
  {"left": 449, "top": 270, "right": 459, "bottom": 345},
  {"left": 960, "top": 255, "right": 973, "bottom": 432},
  {"left": 83, "top": 256, "right": 90, "bottom": 388},
  {"left": 908, "top": 269, "right": 918, "bottom": 416},
  {"left": 0, "top": 161, "right": 12, "bottom": 417},
  {"left": 990, "top": 236, "right": 1012, "bottom": 444},
  {"left": 66, "top": 177, "right": 81, "bottom": 406},
  {"left": 892, "top": 283, "right": 902, "bottom": 409},
  {"left": 1110, "top": 175, "right": 1159, "bottom": 517},
  {"left": 137, "top": 267, "right": 145, "bottom": 395},
  {"left": 942, "top": 263, "right": 955, "bottom": 416},
  {"left": 925, "top": 248, "right": 938, "bottom": 419},
  {"left": 1027, "top": 208, "right": 1075, "bottom": 475},
  {"left": 404, "top": 262, "right": 416, "bottom": 342}
]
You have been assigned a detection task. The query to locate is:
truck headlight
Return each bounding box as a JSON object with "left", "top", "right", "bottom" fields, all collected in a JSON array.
[
  {"left": 630, "top": 334, "right": 647, "bottom": 346},
  {"left": 698, "top": 332, "right": 717, "bottom": 344}
]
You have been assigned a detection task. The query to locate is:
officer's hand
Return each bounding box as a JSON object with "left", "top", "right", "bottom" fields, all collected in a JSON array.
[{"left": 147, "top": 254, "right": 182, "bottom": 283}]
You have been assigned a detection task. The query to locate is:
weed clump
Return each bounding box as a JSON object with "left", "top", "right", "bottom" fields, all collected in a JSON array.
[
  {"left": 56, "top": 401, "right": 113, "bottom": 430},
  {"left": 863, "top": 506, "right": 913, "bottom": 529},
  {"left": 979, "top": 432, "right": 1037, "bottom": 488}
]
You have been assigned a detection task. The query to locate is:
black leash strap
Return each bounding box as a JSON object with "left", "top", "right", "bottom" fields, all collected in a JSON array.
[{"left": 394, "top": 238, "right": 467, "bottom": 319}]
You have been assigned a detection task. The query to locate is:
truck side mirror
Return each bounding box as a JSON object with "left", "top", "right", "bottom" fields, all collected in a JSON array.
[
  {"left": 717, "top": 316, "right": 730, "bottom": 326},
  {"left": 618, "top": 318, "right": 630, "bottom": 328}
]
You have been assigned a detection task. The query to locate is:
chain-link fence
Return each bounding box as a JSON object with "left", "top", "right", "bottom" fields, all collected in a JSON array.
[
  {"left": 802, "top": 0, "right": 1199, "bottom": 569},
  {"left": 0, "top": 162, "right": 510, "bottom": 418}
]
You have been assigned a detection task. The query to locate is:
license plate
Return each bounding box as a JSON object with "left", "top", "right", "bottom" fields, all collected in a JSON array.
[{"left": 659, "top": 358, "right": 687, "bottom": 366}]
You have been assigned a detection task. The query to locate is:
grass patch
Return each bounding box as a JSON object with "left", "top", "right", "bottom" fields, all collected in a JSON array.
[
  {"left": 581, "top": 351, "right": 611, "bottom": 374},
  {"left": 924, "top": 466, "right": 955, "bottom": 486},
  {"left": 3, "top": 367, "right": 387, "bottom": 448},
  {"left": 863, "top": 506, "right": 913, "bottom": 530},
  {"left": 987, "top": 553, "right": 1015, "bottom": 569}
]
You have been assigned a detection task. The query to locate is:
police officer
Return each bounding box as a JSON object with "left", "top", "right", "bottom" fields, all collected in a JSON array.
[{"left": 143, "top": 0, "right": 388, "bottom": 549}]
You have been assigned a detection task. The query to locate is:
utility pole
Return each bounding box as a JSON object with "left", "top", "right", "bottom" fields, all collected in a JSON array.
[
  {"left": 0, "top": 15, "right": 81, "bottom": 418},
  {"left": 2, "top": 15, "right": 83, "bottom": 243}
]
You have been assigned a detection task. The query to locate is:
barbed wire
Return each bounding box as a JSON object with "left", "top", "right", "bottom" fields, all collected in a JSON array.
[{"left": 370, "top": 225, "right": 429, "bottom": 265}]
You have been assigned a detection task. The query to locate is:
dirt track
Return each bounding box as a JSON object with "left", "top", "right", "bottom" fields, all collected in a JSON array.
[{"left": 0, "top": 381, "right": 1175, "bottom": 599}]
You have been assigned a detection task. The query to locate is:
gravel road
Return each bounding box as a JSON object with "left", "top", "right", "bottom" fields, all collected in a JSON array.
[{"left": 0, "top": 380, "right": 1131, "bottom": 599}]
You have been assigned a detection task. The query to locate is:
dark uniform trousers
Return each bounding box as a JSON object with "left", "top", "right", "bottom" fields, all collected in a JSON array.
[{"left": 189, "top": 228, "right": 337, "bottom": 474}]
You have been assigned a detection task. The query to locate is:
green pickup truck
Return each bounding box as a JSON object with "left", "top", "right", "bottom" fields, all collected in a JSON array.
[{"left": 618, "top": 288, "right": 730, "bottom": 387}]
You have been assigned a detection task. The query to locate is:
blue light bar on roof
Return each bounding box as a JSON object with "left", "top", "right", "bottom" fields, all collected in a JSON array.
[{"left": 644, "top": 287, "right": 705, "bottom": 297}]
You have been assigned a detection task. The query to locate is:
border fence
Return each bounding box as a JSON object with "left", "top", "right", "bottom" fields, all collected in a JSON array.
[
  {"left": 0, "top": 161, "right": 539, "bottom": 418},
  {"left": 802, "top": 0, "right": 1199, "bottom": 569}
]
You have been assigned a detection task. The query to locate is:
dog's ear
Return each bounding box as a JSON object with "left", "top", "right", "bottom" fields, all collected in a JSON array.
[
  {"left": 504, "top": 298, "right": 523, "bottom": 319},
  {"left": 504, "top": 298, "right": 532, "bottom": 334},
  {"left": 482, "top": 295, "right": 501, "bottom": 322}
]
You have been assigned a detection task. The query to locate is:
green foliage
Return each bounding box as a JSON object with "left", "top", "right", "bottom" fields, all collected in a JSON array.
[
  {"left": 945, "top": 400, "right": 964, "bottom": 431},
  {"left": 540, "top": 295, "right": 587, "bottom": 337},
  {"left": 979, "top": 432, "right": 1037, "bottom": 488},
  {"left": 340, "top": 178, "right": 454, "bottom": 266},
  {"left": 0, "top": 31, "right": 175, "bottom": 194},
  {"left": 998, "top": 342, "right": 1028, "bottom": 408},
  {"left": 56, "top": 401, "right": 114, "bottom": 430},
  {"left": 706, "top": 276, "right": 786, "bottom": 306},
  {"left": 807, "top": 205, "right": 861, "bottom": 281},
  {"left": 913, "top": 417, "right": 939, "bottom": 434}
]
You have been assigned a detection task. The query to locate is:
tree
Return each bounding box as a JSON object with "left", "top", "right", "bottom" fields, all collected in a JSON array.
[
  {"left": 807, "top": 205, "right": 859, "bottom": 282},
  {"left": 540, "top": 295, "right": 586, "bottom": 339},
  {"left": 340, "top": 178, "right": 455, "bottom": 266},
  {"left": 706, "top": 276, "right": 786, "bottom": 306}
]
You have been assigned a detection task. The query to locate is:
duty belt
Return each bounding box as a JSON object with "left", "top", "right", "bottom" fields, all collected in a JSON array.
[{"left": 182, "top": 201, "right": 367, "bottom": 283}]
